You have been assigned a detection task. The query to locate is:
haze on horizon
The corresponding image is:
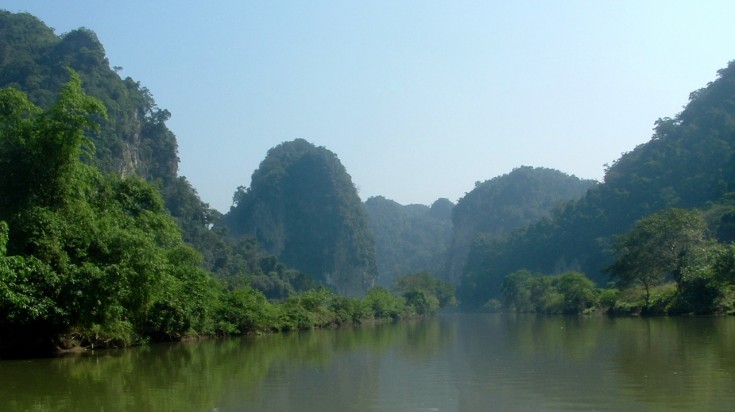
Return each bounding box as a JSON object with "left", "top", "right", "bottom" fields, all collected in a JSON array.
[{"left": 4, "top": 1, "right": 735, "bottom": 212}]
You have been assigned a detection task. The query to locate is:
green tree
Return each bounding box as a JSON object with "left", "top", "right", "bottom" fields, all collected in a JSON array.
[
  {"left": 556, "top": 272, "right": 599, "bottom": 313},
  {"left": 607, "top": 208, "right": 709, "bottom": 307},
  {"left": 501, "top": 269, "right": 534, "bottom": 312},
  {"left": 0, "top": 74, "right": 226, "bottom": 353},
  {"left": 0, "top": 71, "right": 106, "bottom": 215},
  {"left": 392, "top": 271, "right": 453, "bottom": 315},
  {"left": 364, "top": 287, "right": 405, "bottom": 320},
  {"left": 501, "top": 270, "right": 599, "bottom": 314}
]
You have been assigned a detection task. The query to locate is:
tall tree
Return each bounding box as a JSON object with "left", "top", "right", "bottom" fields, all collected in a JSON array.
[
  {"left": 0, "top": 74, "right": 219, "bottom": 353},
  {"left": 0, "top": 70, "right": 106, "bottom": 215},
  {"left": 607, "top": 208, "right": 709, "bottom": 306}
]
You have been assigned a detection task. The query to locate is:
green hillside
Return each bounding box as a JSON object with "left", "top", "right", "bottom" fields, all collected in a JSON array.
[
  {"left": 460, "top": 61, "right": 735, "bottom": 308},
  {"left": 448, "top": 166, "right": 596, "bottom": 283},
  {"left": 365, "top": 196, "right": 453, "bottom": 287},
  {"left": 223, "top": 139, "right": 378, "bottom": 296}
]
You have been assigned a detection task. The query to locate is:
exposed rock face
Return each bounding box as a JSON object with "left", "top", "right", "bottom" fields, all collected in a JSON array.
[{"left": 0, "top": 11, "right": 179, "bottom": 185}]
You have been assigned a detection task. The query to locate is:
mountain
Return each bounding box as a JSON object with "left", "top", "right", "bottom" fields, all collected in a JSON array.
[
  {"left": 447, "top": 166, "right": 596, "bottom": 283},
  {"left": 222, "top": 139, "right": 377, "bottom": 295},
  {"left": 364, "top": 196, "right": 453, "bottom": 287},
  {"left": 0, "top": 11, "right": 315, "bottom": 299},
  {"left": 459, "top": 61, "right": 735, "bottom": 307},
  {"left": 0, "top": 11, "right": 203, "bottom": 238},
  {"left": 0, "top": 11, "right": 178, "bottom": 184}
]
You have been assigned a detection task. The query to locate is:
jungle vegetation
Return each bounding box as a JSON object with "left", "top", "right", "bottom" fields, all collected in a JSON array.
[
  {"left": 364, "top": 196, "right": 453, "bottom": 287},
  {"left": 461, "top": 61, "right": 735, "bottom": 314},
  {"left": 221, "top": 139, "right": 378, "bottom": 296},
  {"left": 0, "top": 12, "right": 454, "bottom": 357},
  {"left": 3, "top": 9, "right": 735, "bottom": 357}
]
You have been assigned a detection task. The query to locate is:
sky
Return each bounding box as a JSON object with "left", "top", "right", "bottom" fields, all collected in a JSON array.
[{"left": 3, "top": 1, "right": 735, "bottom": 212}]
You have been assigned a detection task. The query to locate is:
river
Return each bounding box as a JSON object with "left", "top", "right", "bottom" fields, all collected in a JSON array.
[{"left": 1, "top": 314, "right": 734, "bottom": 411}]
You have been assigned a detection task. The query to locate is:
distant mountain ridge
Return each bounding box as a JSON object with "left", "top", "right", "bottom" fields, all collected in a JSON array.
[{"left": 364, "top": 196, "right": 453, "bottom": 287}]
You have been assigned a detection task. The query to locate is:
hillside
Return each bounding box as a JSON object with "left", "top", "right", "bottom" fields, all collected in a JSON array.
[
  {"left": 447, "top": 166, "right": 596, "bottom": 283},
  {"left": 0, "top": 11, "right": 201, "bottom": 241},
  {"left": 0, "top": 11, "right": 178, "bottom": 183},
  {"left": 0, "top": 11, "right": 320, "bottom": 299},
  {"left": 459, "top": 61, "right": 735, "bottom": 307},
  {"left": 365, "top": 196, "right": 453, "bottom": 287},
  {"left": 222, "top": 139, "right": 377, "bottom": 295},
  {"left": 0, "top": 12, "right": 438, "bottom": 355}
]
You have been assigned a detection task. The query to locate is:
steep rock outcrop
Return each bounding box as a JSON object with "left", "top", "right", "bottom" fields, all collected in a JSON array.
[{"left": 223, "top": 139, "right": 377, "bottom": 295}]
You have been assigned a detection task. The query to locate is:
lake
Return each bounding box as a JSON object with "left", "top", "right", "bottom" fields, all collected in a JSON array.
[{"left": 1, "top": 314, "right": 734, "bottom": 411}]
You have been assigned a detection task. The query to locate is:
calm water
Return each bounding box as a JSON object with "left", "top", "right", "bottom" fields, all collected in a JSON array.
[{"left": 1, "top": 314, "right": 734, "bottom": 411}]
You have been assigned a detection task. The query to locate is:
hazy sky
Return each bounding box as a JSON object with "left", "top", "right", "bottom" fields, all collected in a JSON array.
[{"left": 4, "top": 1, "right": 735, "bottom": 212}]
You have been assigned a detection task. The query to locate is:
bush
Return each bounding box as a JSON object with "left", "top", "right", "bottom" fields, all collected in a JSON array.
[
  {"left": 598, "top": 288, "right": 619, "bottom": 308},
  {"left": 364, "top": 287, "right": 405, "bottom": 320},
  {"left": 481, "top": 299, "right": 503, "bottom": 313}
]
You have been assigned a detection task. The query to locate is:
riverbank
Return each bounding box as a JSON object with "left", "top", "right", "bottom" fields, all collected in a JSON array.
[{"left": 0, "top": 286, "right": 444, "bottom": 359}]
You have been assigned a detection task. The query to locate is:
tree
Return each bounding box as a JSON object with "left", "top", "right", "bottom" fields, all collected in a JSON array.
[
  {"left": 556, "top": 272, "right": 599, "bottom": 313},
  {"left": 500, "top": 269, "right": 534, "bottom": 312},
  {"left": 0, "top": 74, "right": 225, "bottom": 353},
  {"left": 393, "top": 271, "right": 456, "bottom": 315},
  {"left": 0, "top": 70, "right": 106, "bottom": 215},
  {"left": 607, "top": 208, "right": 709, "bottom": 307},
  {"left": 500, "top": 270, "right": 598, "bottom": 314},
  {"left": 364, "top": 287, "right": 405, "bottom": 320}
]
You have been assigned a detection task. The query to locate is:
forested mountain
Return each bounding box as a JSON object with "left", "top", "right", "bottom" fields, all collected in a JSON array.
[
  {"left": 459, "top": 61, "right": 735, "bottom": 307},
  {"left": 447, "top": 166, "right": 596, "bottom": 283},
  {"left": 1, "top": 12, "right": 456, "bottom": 356},
  {"left": 222, "top": 139, "right": 377, "bottom": 295},
  {"left": 0, "top": 11, "right": 317, "bottom": 299},
  {"left": 0, "top": 11, "right": 177, "bottom": 183},
  {"left": 365, "top": 196, "right": 453, "bottom": 287},
  {"left": 0, "top": 11, "right": 197, "bottom": 239}
]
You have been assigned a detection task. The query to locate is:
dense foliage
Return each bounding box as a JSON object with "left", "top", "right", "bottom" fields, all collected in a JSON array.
[
  {"left": 0, "top": 11, "right": 321, "bottom": 299},
  {"left": 497, "top": 270, "right": 599, "bottom": 314},
  {"left": 0, "top": 11, "right": 178, "bottom": 184},
  {"left": 447, "top": 166, "right": 595, "bottom": 283},
  {"left": 459, "top": 62, "right": 735, "bottom": 308},
  {"left": 0, "top": 12, "right": 452, "bottom": 359},
  {"left": 0, "top": 74, "right": 215, "bottom": 354},
  {"left": 364, "top": 196, "right": 453, "bottom": 286},
  {"left": 605, "top": 208, "right": 735, "bottom": 315},
  {"left": 392, "top": 271, "right": 456, "bottom": 315},
  {"left": 222, "top": 139, "right": 378, "bottom": 295},
  {"left": 490, "top": 210, "right": 735, "bottom": 316}
]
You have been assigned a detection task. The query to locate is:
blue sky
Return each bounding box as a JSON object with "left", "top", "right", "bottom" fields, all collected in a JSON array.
[{"left": 4, "top": 1, "right": 735, "bottom": 212}]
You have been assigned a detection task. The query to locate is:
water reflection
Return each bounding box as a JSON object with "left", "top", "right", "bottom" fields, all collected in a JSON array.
[
  {"left": 1, "top": 315, "right": 734, "bottom": 411},
  {"left": 613, "top": 317, "right": 735, "bottom": 411}
]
